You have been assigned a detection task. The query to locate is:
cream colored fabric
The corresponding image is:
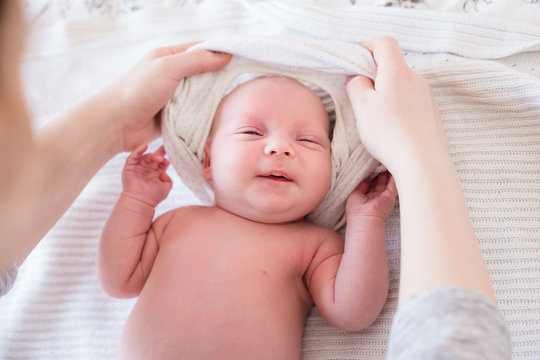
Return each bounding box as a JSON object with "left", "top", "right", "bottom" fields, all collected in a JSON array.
[
  {"left": 1, "top": 1, "right": 540, "bottom": 359},
  {"left": 162, "top": 36, "right": 379, "bottom": 230}
]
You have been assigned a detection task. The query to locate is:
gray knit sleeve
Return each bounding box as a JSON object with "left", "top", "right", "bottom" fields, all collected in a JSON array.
[
  {"left": 386, "top": 286, "right": 511, "bottom": 360},
  {"left": 0, "top": 259, "right": 18, "bottom": 297}
]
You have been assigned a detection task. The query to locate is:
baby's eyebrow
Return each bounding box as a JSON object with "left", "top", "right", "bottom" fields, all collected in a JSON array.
[{"left": 236, "top": 115, "right": 264, "bottom": 128}]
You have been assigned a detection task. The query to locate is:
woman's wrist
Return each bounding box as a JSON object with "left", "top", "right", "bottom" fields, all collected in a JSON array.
[
  {"left": 389, "top": 144, "right": 455, "bottom": 188},
  {"left": 90, "top": 87, "right": 125, "bottom": 156}
]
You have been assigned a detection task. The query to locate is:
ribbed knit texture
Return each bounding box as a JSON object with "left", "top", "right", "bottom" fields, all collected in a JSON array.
[
  {"left": 387, "top": 287, "right": 511, "bottom": 359},
  {"left": 1, "top": 1, "right": 539, "bottom": 359}
]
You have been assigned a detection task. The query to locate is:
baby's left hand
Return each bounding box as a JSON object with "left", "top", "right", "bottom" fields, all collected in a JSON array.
[{"left": 346, "top": 171, "right": 397, "bottom": 222}]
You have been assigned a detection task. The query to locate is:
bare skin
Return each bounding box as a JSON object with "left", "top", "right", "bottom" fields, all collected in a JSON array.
[
  {"left": 100, "top": 148, "right": 395, "bottom": 359},
  {"left": 0, "top": 0, "right": 499, "bottom": 353},
  {"left": 99, "top": 78, "right": 397, "bottom": 359},
  {"left": 347, "top": 37, "right": 496, "bottom": 305},
  {"left": 118, "top": 205, "right": 335, "bottom": 359},
  {"left": 0, "top": 0, "right": 231, "bottom": 279}
]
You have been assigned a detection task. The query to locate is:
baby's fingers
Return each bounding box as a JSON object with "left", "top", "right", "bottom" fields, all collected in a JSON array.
[
  {"left": 159, "top": 171, "right": 173, "bottom": 184},
  {"left": 158, "top": 158, "right": 170, "bottom": 172},
  {"left": 372, "top": 172, "right": 389, "bottom": 192},
  {"left": 346, "top": 180, "right": 370, "bottom": 209},
  {"left": 140, "top": 146, "right": 168, "bottom": 167},
  {"left": 377, "top": 174, "right": 398, "bottom": 203},
  {"left": 155, "top": 145, "right": 167, "bottom": 157},
  {"left": 127, "top": 144, "right": 149, "bottom": 164},
  {"left": 140, "top": 154, "right": 164, "bottom": 170},
  {"left": 148, "top": 145, "right": 168, "bottom": 165}
]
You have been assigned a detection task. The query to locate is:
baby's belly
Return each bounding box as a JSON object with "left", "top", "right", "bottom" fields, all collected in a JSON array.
[{"left": 118, "top": 240, "right": 311, "bottom": 360}]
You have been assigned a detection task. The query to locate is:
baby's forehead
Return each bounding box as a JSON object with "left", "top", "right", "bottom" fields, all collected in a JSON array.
[
  {"left": 213, "top": 74, "right": 336, "bottom": 137},
  {"left": 246, "top": 75, "right": 304, "bottom": 87},
  {"left": 229, "top": 75, "right": 317, "bottom": 98}
]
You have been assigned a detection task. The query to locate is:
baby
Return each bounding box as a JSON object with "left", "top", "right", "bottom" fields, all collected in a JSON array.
[{"left": 98, "top": 76, "right": 397, "bottom": 359}]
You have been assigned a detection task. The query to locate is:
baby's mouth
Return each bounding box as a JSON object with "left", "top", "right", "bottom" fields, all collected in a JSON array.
[{"left": 260, "top": 172, "right": 292, "bottom": 182}]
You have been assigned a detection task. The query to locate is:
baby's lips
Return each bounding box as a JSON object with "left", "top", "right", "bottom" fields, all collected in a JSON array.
[{"left": 260, "top": 170, "right": 293, "bottom": 182}]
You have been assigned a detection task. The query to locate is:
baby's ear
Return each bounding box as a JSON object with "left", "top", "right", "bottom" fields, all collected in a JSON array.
[{"left": 201, "top": 141, "right": 212, "bottom": 180}]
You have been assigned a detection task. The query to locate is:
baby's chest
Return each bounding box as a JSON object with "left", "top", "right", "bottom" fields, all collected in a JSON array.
[
  {"left": 127, "top": 221, "right": 318, "bottom": 359},
  {"left": 162, "top": 224, "right": 312, "bottom": 277},
  {"left": 143, "top": 224, "right": 317, "bottom": 318}
]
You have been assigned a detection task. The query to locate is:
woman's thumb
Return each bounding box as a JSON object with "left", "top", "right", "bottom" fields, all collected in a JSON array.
[{"left": 346, "top": 75, "right": 374, "bottom": 104}]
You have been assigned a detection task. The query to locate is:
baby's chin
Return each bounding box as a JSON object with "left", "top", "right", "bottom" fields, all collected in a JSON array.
[
  {"left": 242, "top": 212, "right": 308, "bottom": 225},
  {"left": 216, "top": 202, "right": 315, "bottom": 225}
]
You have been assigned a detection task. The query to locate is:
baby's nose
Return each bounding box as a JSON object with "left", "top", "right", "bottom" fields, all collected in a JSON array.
[{"left": 264, "top": 138, "right": 295, "bottom": 158}]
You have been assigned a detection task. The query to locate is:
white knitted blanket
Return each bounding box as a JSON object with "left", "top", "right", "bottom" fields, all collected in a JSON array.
[{"left": 1, "top": 1, "right": 539, "bottom": 359}]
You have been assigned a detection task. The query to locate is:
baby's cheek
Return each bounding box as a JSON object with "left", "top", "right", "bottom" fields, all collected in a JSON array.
[
  {"left": 217, "top": 158, "right": 247, "bottom": 190},
  {"left": 228, "top": 159, "right": 247, "bottom": 181},
  {"left": 324, "top": 161, "right": 333, "bottom": 191},
  {"left": 312, "top": 163, "right": 333, "bottom": 205}
]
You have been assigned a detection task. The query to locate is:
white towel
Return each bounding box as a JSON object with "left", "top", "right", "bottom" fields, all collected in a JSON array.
[
  {"left": 2, "top": 1, "right": 540, "bottom": 359},
  {"left": 162, "top": 36, "right": 379, "bottom": 231}
]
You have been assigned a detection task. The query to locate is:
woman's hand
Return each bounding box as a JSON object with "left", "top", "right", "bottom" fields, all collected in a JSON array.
[
  {"left": 104, "top": 43, "right": 231, "bottom": 152},
  {"left": 346, "top": 37, "right": 448, "bottom": 176},
  {"left": 348, "top": 38, "right": 497, "bottom": 305}
]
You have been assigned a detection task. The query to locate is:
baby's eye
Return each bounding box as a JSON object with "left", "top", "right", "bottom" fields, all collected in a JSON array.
[
  {"left": 299, "top": 137, "right": 322, "bottom": 146},
  {"left": 243, "top": 130, "right": 261, "bottom": 136}
]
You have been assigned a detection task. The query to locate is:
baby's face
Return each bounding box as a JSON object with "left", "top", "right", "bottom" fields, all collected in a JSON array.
[{"left": 202, "top": 76, "right": 332, "bottom": 224}]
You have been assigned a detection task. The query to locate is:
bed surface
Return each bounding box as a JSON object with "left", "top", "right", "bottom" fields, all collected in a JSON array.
[{"left": 1, "top": 0, "right": 539, "bottom": 359}]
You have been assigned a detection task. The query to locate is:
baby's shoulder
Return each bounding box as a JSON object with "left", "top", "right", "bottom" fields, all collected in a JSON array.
[
  {"left": 296, "top": 222, "right": 343, "bottom": 272},
  {"left": 294, "top": 221, "right": 342, "bottom": 246},
  {"left": 154, "top": 205, "right": 212, "bottom": 228}
]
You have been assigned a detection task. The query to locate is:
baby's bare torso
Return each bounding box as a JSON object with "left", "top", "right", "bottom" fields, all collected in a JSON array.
[{"left": 119, "top": 206, "right": 334, "bottom": 360}]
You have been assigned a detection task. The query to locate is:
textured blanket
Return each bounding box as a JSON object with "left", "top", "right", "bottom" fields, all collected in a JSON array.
[{"left": 1, "top": 1, "right": 539, "bottom": 359}]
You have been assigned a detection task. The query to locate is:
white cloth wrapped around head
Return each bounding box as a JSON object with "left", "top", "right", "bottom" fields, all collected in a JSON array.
[{"left": 162, "top": 35, "right": 380, "bottom": 231}]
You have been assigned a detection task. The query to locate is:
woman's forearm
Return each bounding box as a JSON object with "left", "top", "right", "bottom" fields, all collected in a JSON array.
[
  {"left": 394, "top": 153, "right": 496, "bottom": 305},
  {"left": 346, "top": 36, "right": 497, "bottom": 308},
  {"left": 16, "top": 90, "right": 121, "bottom": 263},
  {"left": 0, "top": 42, "right": 231, "bottom": 286}
]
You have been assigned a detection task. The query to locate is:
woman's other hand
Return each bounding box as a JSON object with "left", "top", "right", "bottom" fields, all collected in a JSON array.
[{"left": 347, "top": 37, "right": 448, "bottom": 177}]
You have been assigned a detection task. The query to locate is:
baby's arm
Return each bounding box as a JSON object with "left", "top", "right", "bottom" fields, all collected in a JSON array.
[
  {"left": 306, "top": 172, "right": 397, "bottom": 331},
  {"left": 98, "top": 145, "right": 173, "bottom": 298}
]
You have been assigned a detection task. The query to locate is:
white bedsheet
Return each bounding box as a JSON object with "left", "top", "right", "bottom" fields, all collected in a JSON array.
[{"left": 1, "top": 1, "right": 539, "bottom": 359}]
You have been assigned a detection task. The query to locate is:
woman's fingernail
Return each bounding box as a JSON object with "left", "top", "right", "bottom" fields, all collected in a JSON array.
[{"left": 211, "top": 51, "right": 230, "bottom": 57}]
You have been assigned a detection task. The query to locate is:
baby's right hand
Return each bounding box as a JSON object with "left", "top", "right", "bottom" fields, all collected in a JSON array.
[
  {"left": 346, "top": 37, "right": 450, "bottom": 177},
  {"left": 122, "top": 144, "right": 173, "bottom": 207}
]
